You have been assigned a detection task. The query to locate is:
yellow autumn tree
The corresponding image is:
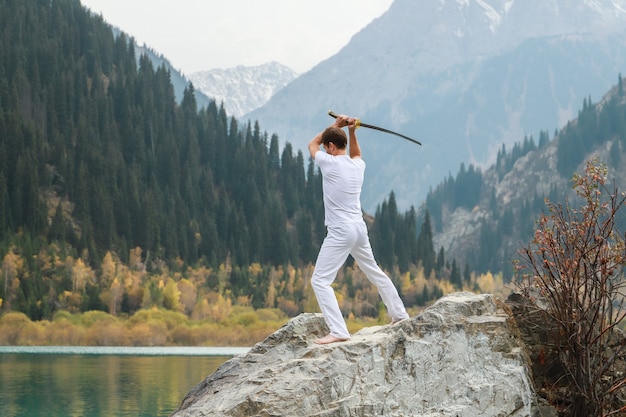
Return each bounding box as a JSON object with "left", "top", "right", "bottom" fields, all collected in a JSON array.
[
  {"left": 58, "top": 290, "right": 83, "bottom": 313},
  {"left": 98, "top": 252, "right": 119, "bottom": 313},
  {"left": 217, "top": 255, "right": 232, "bottom": 294},
  {"left": 129, "top": 246, "right": 144, "bottom": 271},
  {"left": 108, "top": 278, "right": 123, "bottom": 315},
  {"left": 122, "top": 266, "right": 146, "bottom": 313},
  {"left": 71, "top": 258, "right": 93, "bottom": 293},
  {"left": 285, "top": 264, "right": 296, "bottom": 296},
  {"left": 35, "top": 245, "right": 56, "bottom": 277},
  {"left": 437, "top": 279, "right": 455, "bottom": 296},
  {"left": 100, "top": 251, "right": 117, "bottom": 289},
  {"left": 475, "top": 271, "right": 496, "bottom": 294},
  {"left": 400, "top": 271, "right": 412, "bottom": 294},
  {"left": 162, "top": 278, "right": 181, "bottom": 311},
  {"left": 412, "top": 267, "right": 429, "bottom": 301},
  {"left": 191, "top": 298, "right": 211, "bottom": 321},
  {"left": 177, "top": 278, "right": 197, "bottom": 315},
  {"left": 300, "top": 264, "right": 320, "bottom": 313},
  {"left": 205, "top": 292, "right": 232, "bottom": 322},
  {"left": 186, "top": 265, "right": 212, "bottom": 287},
  {"left": 2, "top": 247, "right": 24, "bottom": 311},
  {"left": 264, "top": 266, "right": 277, "bottom": 308}
]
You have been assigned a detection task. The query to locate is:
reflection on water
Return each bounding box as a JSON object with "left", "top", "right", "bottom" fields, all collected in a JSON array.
[{"left": 0, "top": 349, "right": 239, "bottom": 417}]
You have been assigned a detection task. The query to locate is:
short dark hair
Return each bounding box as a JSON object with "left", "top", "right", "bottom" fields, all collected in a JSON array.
[{"left": 321, "top": 127, "right": 347, "bottom": 150}]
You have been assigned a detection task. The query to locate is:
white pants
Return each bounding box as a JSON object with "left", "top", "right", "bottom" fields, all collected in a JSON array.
[{"left": 311, "top": 221, "right": 409, "bottom": 339}]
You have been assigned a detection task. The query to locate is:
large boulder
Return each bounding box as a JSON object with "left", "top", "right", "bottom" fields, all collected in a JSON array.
[{"left": 171, "top": 292, "right": 554, "bottom": 417}]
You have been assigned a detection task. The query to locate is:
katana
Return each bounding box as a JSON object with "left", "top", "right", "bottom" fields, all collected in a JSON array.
[{"left": 328, "top": 110, "right": 421, "bottom": 146}]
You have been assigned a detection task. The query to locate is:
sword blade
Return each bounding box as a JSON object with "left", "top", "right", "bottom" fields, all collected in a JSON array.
[{"left": 328, "top": 110, "right": 421, "bottom": 146}]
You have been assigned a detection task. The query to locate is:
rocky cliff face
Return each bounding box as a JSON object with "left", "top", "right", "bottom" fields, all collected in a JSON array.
[{"left": 171, "top": 292, "right": 554, "bottom": 417}]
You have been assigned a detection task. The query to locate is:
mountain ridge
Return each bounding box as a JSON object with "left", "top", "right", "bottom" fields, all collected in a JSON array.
[{"left": 431, "top": 79, "right": 626, "bottom": 273}]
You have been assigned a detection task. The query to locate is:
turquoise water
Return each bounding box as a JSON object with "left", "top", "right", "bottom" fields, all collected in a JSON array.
[{"left": 0, "top": 346, "right": 248, "bottom": 417}]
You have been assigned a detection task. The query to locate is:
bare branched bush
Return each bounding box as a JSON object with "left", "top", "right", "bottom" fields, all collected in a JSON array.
[{"left": 515, "top": 160, "right": 626, "bottom": 417}]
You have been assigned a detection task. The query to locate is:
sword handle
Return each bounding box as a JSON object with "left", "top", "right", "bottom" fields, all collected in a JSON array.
[{"left": 328, "top": 110, "right": 360, "bottom": 129}]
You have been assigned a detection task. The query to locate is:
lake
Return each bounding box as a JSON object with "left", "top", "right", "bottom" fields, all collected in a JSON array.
[{"left": 0, "top": 346, "right": 250, "bottom": 417}]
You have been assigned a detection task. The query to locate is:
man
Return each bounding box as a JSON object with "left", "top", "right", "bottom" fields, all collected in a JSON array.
[{"left": 308, "top": 114, "right": 409, "bottom": 344}]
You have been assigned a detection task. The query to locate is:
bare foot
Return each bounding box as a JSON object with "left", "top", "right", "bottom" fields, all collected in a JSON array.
[
  {"left": 314, "top": 334, "right": 349, "bottom": 344},
  {"left": 390, "top": 317, "right": 408, "bottom": 325}
]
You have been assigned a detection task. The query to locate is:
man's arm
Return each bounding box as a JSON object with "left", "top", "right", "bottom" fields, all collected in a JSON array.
[
  {"left": 309, "top": 117, "right": 344, "bottom": 159},
  {"left": 308, "top": 130, "right": 324, "bottom": 160},
  {"left": 348, "top": 122, "right": 361, "bottom": 159}
]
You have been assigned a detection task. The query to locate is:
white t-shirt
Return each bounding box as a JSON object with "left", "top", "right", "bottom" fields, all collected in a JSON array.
[{"left": 314, "top": 151, "right": 365, "bottom": 226}]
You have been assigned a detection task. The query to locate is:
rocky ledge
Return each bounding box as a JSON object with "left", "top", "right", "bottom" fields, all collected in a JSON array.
[{"left": 171, "top": 292, "right": 555, "bottom": 417}]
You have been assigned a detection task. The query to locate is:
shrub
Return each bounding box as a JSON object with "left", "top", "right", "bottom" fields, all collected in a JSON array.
[
  {"left": 81, "top": 310, "right": 118, "bottom": 327},
  {"left": 82, "top": 320, "right": 129, "bottom": 346},
  {"left": 127, "top": 308, "right": 188, "bottom": 330},
  {"left": 126, "top": 320, "right": 167, "bottom": 346},
  {"left": 515, "top": 160, "right": 626, "bottom": 416},
  {"left": 0, "top": 312, "right": 34, "bottom": 344},
  {"left": 45, "top": 317, "right": 84, "bottom": 345}
]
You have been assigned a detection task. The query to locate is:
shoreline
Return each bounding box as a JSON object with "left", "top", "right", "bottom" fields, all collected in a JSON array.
[{"left": 0, "top": 345, "right": 251, "bottom": 356}]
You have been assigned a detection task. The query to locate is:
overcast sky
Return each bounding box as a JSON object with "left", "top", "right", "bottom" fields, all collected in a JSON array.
[{"left": 80, "top": 0, "right": 393, "bottom": 75}]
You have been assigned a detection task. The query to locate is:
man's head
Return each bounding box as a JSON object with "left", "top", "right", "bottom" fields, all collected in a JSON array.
[{"left": 321, "top": 127, "right": 347, "bottom": 150}]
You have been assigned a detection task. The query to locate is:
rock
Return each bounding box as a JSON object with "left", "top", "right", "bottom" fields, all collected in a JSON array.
[{"left": 171, "top": 292, "right": 551, "bottom": 417}]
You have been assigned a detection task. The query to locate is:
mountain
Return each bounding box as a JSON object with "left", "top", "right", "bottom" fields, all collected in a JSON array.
[
  {"left": 188, "top": 62, "right": 298, "bottom": 118},
  {"left": 243, "top": 0, "right": 626, "bottom": 213},
  {"left": 429, "top": 79, "right": 626, "bottom": 275}
]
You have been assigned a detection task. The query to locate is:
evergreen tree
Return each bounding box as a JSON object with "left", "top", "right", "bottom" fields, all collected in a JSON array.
[
  {"left": 463, "top": 263, "right": 471, "bottom": 284},
  {"left": 0, "top": 171, "right": 10, "bottom": 238},
  {"left": 372, "top": 193, "right": 397, "bottom": 270},
  {"left": 48, "top": 203, "right": 66, "bottom": 242},
  {"left": 450, "top": 259, "right": 461, "bottom": 288},
  {"left": 416, "top": 210, "right": 436, "bottom": 276},
  {"left": 436, "top": 246, "right": 445, "bottom": 273}
]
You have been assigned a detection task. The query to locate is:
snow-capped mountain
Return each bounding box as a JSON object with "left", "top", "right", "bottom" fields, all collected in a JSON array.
[
  {"left": 243, "top": 0, "right": 626, "bottom": 212},
  {"left": 188, "top": 62, "right": 297, "bottom": 118}
]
